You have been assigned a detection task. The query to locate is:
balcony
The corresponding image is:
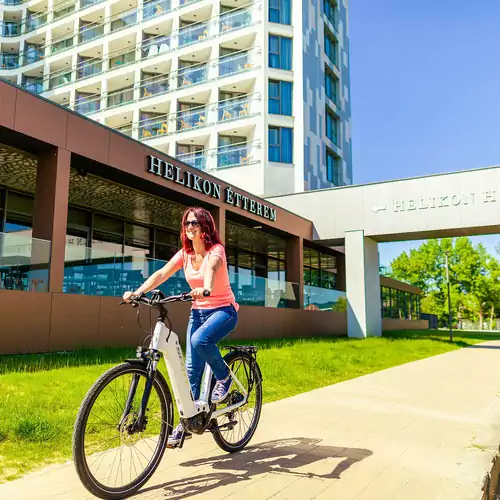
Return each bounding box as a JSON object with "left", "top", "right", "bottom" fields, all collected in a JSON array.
[
  {"left": 0, "top": 53, "right": 20, "bottom": 69},
  {"left": 178, "top": 21, "right": 209, "bottom": 48},
  {"left": 219, "top": 6, "right": 253, "bottom": 33},
  {"left": 110, "top": 10, "right": 137, "bottom": 33},
  {"left": 140, "top": 75, "right": 169, "bottom": 99},
  {"left": 0, "top": 2, "right": 260, "bottom": 73},
  {"left": 25, "top": 13, "right": 48, "bottom": 32},
  {"left": 133, "top": 93, "right": 259, "bottom": 139},
  {"left": 77, "top": 59, "right": 103, "bottom": 80},
  {"left": 75, "top": 94, "right": 101, "bottom": 114},
  {"left": 177, "top": 105, "right": 208, "bottom": 131},
  {"left": 177, "top": 63, "right": 208, "bottom": 88},
  {"left": 1, "top": 21, "right": 22, "bottom": 37},
  {"left": 176, "top": 151, "right": 206, "bottom": 170},
  {"left": 106, "top": 87, "right": 134, "bottom": 108},
  {"left": 219, "top": 50, "right": 253, "bottom": 77},
  {"left": 138, "top": 114, "right": 169, "bottom": 139},
  {"left": 49, "top": 71, "right": 71, "bottom": 89},
  {"left": 143, "top": 0, "right": 172, "bottom": 21},
  {"left": 79, "top": 23, "right": 105, "bottom": 44},
  {"left": 22, "top": 80, "right": 43, "bottom": 93},
  {"left": 216, "top": 141, "right": 256, "bottom": 169},
  {"left": 51, "top": 36, "right": 74, "bottom": 55}
]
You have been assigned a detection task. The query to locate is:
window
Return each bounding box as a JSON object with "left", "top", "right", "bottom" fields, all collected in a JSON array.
[
  {"left": 269, "top": 126, "right": 293, "bottom": 163},
  {"left": 269, "top": 0, "right": 291, "bottom": 25},
  {"left": 326, "top": 107, "right": 339, "bottom": 145},
  {"left": 324, "top": 30, "right": 337, "bottom": 66},
  {"left": 326, "top": 148, "right": 341, "bottom": 185},
  {"left": 5, "top": 191, "right": 34, "bottom": 234},
  {"left": 269, "top": 35, "right": 292, "bottom": 70},
  {"left": 269, "top": 80, "right": 292, "bottom": 115},
  {"left": 303, "top": 247, "right": 337, "bottom": 289},
  {"left": 325, "top": 67, "right": 338, "bottom": 104},
  {"left": 324, "top": 0, "right": 337, "bottom": 25}
]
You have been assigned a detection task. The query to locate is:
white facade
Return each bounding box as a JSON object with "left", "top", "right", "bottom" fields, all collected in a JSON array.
[{"left": 0, "top": 0, "right": 352, "bottom": 197}]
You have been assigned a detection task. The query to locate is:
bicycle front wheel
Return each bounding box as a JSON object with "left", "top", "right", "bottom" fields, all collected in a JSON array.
[{"left": 73, "top": 362, "right": 173, "bottom": 500}]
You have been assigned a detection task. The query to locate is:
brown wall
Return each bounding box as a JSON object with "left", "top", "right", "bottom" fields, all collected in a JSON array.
[
  {"left": 382, "top": 318, "right": 429, "bottom": 331},
  {"left": 0, "top": 290, "right": 347, "bottom": 355},
  {"left": 0, "top": 290, "right": 429, "bottom": 355}
]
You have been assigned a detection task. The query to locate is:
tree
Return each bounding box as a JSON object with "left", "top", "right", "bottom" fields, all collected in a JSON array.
[{"left": 389, "top": 237, "right": 500, "bottom": 328}]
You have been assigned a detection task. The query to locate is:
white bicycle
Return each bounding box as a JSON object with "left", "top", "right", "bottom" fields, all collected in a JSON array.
[{"left": 72, "top": 290, "right": 263, "bottom": 499}]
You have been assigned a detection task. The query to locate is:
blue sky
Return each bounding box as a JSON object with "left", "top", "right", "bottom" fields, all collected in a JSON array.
[{"left": 348, "top": 0, "right": 500, "bottom": 266}]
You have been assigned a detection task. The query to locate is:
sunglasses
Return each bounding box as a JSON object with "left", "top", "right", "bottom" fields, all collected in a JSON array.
[{"left": 184, "top": 220, "right": 200, "bottom": 228}]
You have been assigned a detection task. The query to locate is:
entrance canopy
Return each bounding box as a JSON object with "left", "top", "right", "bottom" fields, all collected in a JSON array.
[
  {"left": 269, "top": 166, "right": 500, "bottom": 338},
  {"left": 269, "top": 166, "right": 500, "bottom": 245}
]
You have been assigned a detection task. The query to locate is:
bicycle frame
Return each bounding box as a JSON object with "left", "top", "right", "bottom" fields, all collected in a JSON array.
[{"left": 150, "top": 318, "right": 249, "bottom": 421}]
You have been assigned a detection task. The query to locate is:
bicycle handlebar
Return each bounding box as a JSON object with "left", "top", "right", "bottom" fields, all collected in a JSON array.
[{"left": 120, "top": 290, "right": 210, "bottom": 308}]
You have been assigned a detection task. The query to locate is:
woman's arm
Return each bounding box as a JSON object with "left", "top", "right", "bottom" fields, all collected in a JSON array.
[{"left": 203, "top": 255, "right": 223, "bottom": 292}]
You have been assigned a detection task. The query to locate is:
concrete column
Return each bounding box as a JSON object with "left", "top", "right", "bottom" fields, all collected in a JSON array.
[
  {"left": 345, "top": 230, "right": 382, "bottom": 338},
  {"left": 335, "top": 251, "right": 346, "bottom": 291},
  {"left": 286, "top": 236, "right": 304, "bottom": 309},
  {"left": 210, "top": 206, "right": 226, "bottom": 245},
  {"left": 32, "top": 148, "right": 71, "bottom": 292}
]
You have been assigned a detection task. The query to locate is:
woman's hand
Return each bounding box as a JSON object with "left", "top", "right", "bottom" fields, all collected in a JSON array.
[
  {"left": 190, "top": 288, "right": 210, "bottom": 299},
  {"left": 122, "top": 291, "right": 135, "bottom": 303}
]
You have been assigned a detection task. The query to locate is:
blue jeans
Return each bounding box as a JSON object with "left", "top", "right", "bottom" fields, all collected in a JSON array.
[{"left": 185, "top": 305, "right": 237, "bottom": 400}]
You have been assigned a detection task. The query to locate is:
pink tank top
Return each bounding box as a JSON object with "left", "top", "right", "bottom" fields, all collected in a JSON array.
[{"left": 171, "top": 244, "right": 239, "bottom": 311}]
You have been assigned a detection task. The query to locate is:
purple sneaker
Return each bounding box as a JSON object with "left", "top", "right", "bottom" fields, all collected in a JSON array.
[{"left": 211, "top": 375, "right": 233, "bottom": 404}]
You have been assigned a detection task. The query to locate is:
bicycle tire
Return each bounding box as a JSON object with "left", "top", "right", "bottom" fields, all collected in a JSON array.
[
  {"left": 211, "top": 350, "right": 263, "bottom": 453},
  {"left": 72, "top": 362, "right": 173, "bottom": 500}
]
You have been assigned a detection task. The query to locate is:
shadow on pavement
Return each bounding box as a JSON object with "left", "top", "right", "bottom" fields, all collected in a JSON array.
[{"left": 137, "top": 437, "right": 372, "bottom": 499}]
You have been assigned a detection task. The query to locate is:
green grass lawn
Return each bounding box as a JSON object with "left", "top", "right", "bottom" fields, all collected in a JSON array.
[{"left": 0, "top": 329, "right": 498, "bottom": 482}]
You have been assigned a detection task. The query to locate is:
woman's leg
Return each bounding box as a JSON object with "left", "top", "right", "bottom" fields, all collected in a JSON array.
[
  {"left": 190, "top": 306, "right": 238, "bottom": 381},
  {"left": 185, "top": 311, "right": 206, "bottom": 400}
]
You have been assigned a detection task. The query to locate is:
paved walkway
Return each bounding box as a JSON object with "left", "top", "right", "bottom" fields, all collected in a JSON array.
[{"left": 2, "top": 341, "right": 500, "bottom": 500}]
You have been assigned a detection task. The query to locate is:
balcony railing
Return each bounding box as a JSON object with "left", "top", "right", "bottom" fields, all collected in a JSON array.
[
  {"left": 49, "top": 72, "right": 71, "bottom": 89},
  {"left": 216, "top": 142, "right": 254, "bottom": 169},
  {"left": 22, "top": 80, "right": 43, "bottom": 93},
  {"left": 0, "top": 231, "right": 51, "bottom": 293},
  {"left": 25, "top": 13, "right": 48, "bottom": 31},
  {"left": 77, "top": 59, "right": 102, "bottom": 80},
  {"left": 178, "top": 21, "right": 209, "bottom": 47},
  {"left": 0, "top": 53, "right": 20, "bottom": 69},
  {"left": 75, "top": 95, "right": 101, "bottom": 114},
  {"left": 1, "top": 21, "right": 22, "bottom": 37},
  {"left": 176, "top": 140, "right": 261, "bottom": 171},
  {"left": 67, "top": 47, "right": 259, "bottom": 116},
  {"left": 0, "top": 1, "right": 260, "bottom": 74},
  {"left": 107, "top": 87, "right": 134, "bottom": 108},
  {"left": 176, "top": 151, "right": 206, "bottom": 170}
]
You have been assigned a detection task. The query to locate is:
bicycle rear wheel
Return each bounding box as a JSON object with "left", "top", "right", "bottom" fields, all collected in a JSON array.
[
  {"left": 73, "top": 362, "right": 173, "bottom": 499},
  {"left": 211, "top": 350, "right": 263, "bottom": 453}
]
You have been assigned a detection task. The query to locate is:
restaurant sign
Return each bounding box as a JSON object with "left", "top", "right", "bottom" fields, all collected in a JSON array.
[{"left": 147, "top": 155, "right": 277, "bottom": 221}]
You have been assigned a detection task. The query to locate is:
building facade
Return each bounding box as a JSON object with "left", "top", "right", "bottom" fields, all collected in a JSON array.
[
  {"left": 0, "top": 0, "right": 352, "bottom": 197},
  {"left": 0, "top": 81, "right": 421, "bottom": 354}
]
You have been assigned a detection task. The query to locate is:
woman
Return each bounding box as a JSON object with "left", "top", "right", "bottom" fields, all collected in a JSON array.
[{"left": 122, "top": 207, "right": 238, "bottom": 447}]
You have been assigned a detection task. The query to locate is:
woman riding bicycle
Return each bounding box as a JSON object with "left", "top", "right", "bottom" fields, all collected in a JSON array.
[{"left": 122, "top": 206, "right": 238, "bottom": 447}]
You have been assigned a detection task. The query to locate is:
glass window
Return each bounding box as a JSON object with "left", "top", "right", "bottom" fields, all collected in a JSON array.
[
  {"left": 269, "top": 0, "right": 291, "bottom": 25},
  {"left": 324, "top": 0, "right": 337, "bottom": 25},
  {"left": 324, "top": 30, "right": 337, "bottom": 66},
  {"left": 5, "top": 192, "right": 34, "bottom": 233},
  {"left": 325, "top": 67, "right": 338, "bottom": 104},
  {"left": 326, "top": 107, "right": 339, "bottom": 145},
  {"left": 303, "top": 245, "right": 337, "bottom": 289},
  {"left": 268, "top": 80, "right": 292, "bottom": 115},
  {"left": 326, "top": 148, "right": 341, "bottom": 185},
  {"left": 269, "top": 35, "right": 292, "bottom": 70},
  {"left": 268, "top": 126, "right": 293, "bottom": 163}
]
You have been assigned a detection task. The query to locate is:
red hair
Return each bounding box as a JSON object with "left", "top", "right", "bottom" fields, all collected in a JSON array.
[{"left": 180, "top": 207, "right": 222, "bottom": 254}]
